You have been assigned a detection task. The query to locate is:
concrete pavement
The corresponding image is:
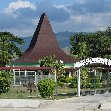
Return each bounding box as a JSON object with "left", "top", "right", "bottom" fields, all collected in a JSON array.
[{"left": 0, "top": 94, "right": 111, "bottom": 110}]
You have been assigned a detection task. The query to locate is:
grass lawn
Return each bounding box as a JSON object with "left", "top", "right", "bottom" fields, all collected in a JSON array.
[
  {"left": 0, "top": 86, "right": 77, "bottom": 99},
  {"left": 0, "top": 86, "right": 106, "bottom": 99},
  {"left": 0, "top": 86, "right": 39, "bottom": 99}
]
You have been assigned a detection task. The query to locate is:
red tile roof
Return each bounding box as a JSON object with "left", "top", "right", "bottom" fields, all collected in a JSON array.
[{"left": 0, "top": 66, "right": 52, "bottom": 70}]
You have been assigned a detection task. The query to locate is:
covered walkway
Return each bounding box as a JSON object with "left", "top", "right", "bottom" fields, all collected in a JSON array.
[{"left": 74, "top": 58, "right": 111, "bottom": 96}]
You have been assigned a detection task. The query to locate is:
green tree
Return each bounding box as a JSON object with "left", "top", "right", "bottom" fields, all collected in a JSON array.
[
  {"left": 81, "top": 67, "right": 89, "bottom": 89},
  {"left": 0, "top": 71, "right": 13, "bottom": 95},
  {"left": 39, "top": 55, "right": 65, "bottom": 76},
  {"left": 39, "top": 55, "right": 65, "bottom": 96},
  {"left": 70, "top": 28, "right": 111, "bottom": 59},
  {"left": 0, "top": 32, "right": 24, "bottom": 66},
  {"left": 70, "top": 32, "right": 89, "bottom": 59},
  {"left": 77, "top": 42, "right": 89, "bottom": 59},
  {"left": 105, "top": 27, "right": 111, "bottom": 36},
  {"left": 86, "top": 31, "right": 111, "bottom": 58}
]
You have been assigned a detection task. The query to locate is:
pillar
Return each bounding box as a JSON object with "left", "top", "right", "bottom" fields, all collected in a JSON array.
[
  {"left": 55, "top": 69, "right": 58, "bottom": 96},
  {"left": 48, "top": 71, "right": 51, "bottom": 78},
  {"left": 55, "top": 69, "right": 57, "bottom": 82},
  {"left": 69, "top": 71, "right": 71, "bottom": 77},
  {"left": 25, "top": 70, "right": 27, "bottom": 77},
  {"left": 94, "top": 69, "right": 96, "bottom": 94},
  {"left": 19, "top": 70, "right": 21, "bottom": 85},
  {"left": 77, "top": 68, "right": 81, "bottom": 97},
  {"left": 13, "top": 70, "right": 16, "bottom": 86},
  {"left": 107, "top": 68, "right": 109, "bottom": 92},
  {"left": 34, "top": 71, "right": 37, "bottom": 85}
]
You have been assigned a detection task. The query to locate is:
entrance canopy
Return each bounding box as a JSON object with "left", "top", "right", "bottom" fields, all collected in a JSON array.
[
  {"left": 74, "top": 58, "right": 111, "bottom": 68},
  {"left": 74, "top": 58, "right": 111, "bottom": 97}
]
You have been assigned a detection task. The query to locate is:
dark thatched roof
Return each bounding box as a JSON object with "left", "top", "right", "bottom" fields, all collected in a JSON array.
[{"left": 15, "top": 13, "right": 78, "bottom": 63}]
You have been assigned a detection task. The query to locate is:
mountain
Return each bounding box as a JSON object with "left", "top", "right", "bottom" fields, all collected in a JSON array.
[
  {"left": 56, "top": 31, "right": 76, "bottom": 48},
  {"left": 19, "top": 31, "right": 76, "bottom": 51}
]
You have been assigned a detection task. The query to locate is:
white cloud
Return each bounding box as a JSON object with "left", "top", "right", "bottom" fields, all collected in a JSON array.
[
  {"left": 52, "top": 12, "right": 111, "bottom": 33},
  {"left": 5, "top": 27, "right": 35, "bottom": 37},
  {"left": 74, "top": 0, "right": 87, "bottom": 4},
  {"left": 4, "top": 0, "right": 36, "bottom": 18},
  {"left": 53, "top": 4, "right": 70, "bottom": 14},
  {"left": 32, "top": 17, "right": 39, "bottom": 27},
  {"left": 54, "top": 5, "right": 67, "bottom": 10},
  {"left": 1, "top": 0, "right": 111, "bottom": 37}
]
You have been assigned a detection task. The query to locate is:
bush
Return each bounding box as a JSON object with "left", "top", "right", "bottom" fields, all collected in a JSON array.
[
  {"left": 86, "top": 83, "right": 94, "bottom": 89},
  {"left": 102, "top": 83, "right": 107, "bottom": 88},
  {"left": 0, "top": 71, "right": 12, "bottom": 95},
  {"left": 95, "top": 77, "right": 101, "bottom": 88},
  {"left": 68, "top": 77, "right": 77, "bottom": 88},
  {"left": 65, "top": 77, "right": 74, "bottom": 83},
  {"left": 38, "top": 78, "right": 55, "bottom": 98},
  {"left": 57, "top": 75, "right": 66, "bottom": 83},
  {"left": 58, "top": 82, "right": 64, "bottom": 87},
  {"left": 69, "top": 83, "right": 77, "bottom": 88}
]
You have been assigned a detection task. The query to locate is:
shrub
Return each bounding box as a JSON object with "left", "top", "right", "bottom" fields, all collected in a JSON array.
[
  {"left": 69, "top": 83, "right": 77, "bottom": 88},
  {"left": 38, "top": 78, "right": 55, "bottom": 98},
  {"left": 80, "top": 68, "right": 89, "bottom": 89},
  {"left": 58, "top": 76, "right": 74, "bottom": 83},
  {"left": 68, "top": 77, "right": 77, "bottom": 88},
  {"left": 86, "top": 83, "right": 93, "bottom": 89},
  {"left": 95, "top": 76, "right": 101, "bottom": 88},
  {"left": 102, "top": 83, "right": 107, "bottom": 88},
  {"left": 65, "top": 77, "right": 74, "bottom": 83},
  {"left": 0, "top": 71, "right": 13, "bottom": 95},
  {"left": 57, "top": 75, "right": 66, "bottom": 83},
  {"left": 58, "top": 82, "right": 64, "bottom": 87}
]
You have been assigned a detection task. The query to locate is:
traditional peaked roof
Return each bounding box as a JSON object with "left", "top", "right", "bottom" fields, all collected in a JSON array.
[{"left": 15, "top": 13, "right": 78, "bottom": 63}]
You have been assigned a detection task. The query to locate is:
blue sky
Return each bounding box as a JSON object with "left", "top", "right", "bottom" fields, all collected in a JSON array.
[{"left": 0, "top": 0, "right": 111, "bottom": 36}]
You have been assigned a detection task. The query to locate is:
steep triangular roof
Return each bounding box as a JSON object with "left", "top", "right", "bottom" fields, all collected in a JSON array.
[{"left": 15, "top": 13, "right": 78, "bottom": 63}]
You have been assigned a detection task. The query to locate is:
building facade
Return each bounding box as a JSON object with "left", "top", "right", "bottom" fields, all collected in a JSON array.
[{"left": 10, "top": 13, "right": 78, "bottom": 85}]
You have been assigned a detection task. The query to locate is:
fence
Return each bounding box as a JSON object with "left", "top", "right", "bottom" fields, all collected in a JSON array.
[{"left": 12, "top": 70, "right": 55, "bottom": 86}]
